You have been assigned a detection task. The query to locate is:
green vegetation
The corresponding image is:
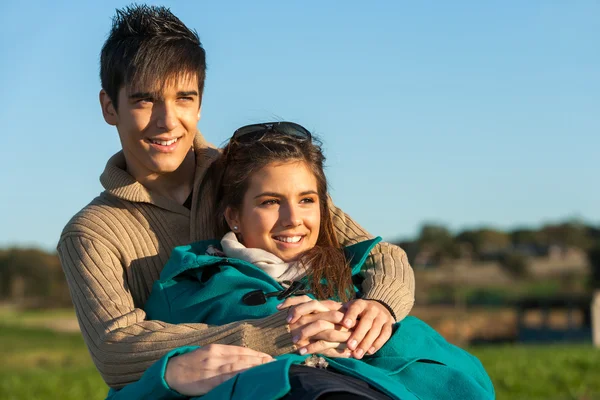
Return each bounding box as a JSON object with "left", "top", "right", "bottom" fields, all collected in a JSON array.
[
  {"left": 0, "top": 324, "right": 107, "bottom": 400},
  {"left": 1, "top": 309, "right": 599, "bottom": 400},
  {"left": 397, "top": 219, "right": 600, "bottom": 275},
  {"left": 471, "top": 345, "right": 600, "bottom": 400},
  {"left": 427, "top": 279, "right": 566, "bottom": 306}
]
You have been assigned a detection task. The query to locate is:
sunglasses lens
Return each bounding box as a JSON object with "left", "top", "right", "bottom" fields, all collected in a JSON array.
[
  {"left": 242, "top": 290, "right": 267, "bottom": 306},
  {"left": 276, "top": 123, "right": 311, "bottom": 140},
  {"left": 233, "top": 125, "right": 267, "bottom": 142},
  {"left": 233, "top": 122, "right": 311, "bottom": 143}
]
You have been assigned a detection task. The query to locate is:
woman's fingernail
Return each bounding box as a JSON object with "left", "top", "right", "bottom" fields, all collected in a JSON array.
[
  {"left": 356, "top": 349, "right": 364, "bottom": 358},
  {"left": 349, "top": 339, "right": 357, "bottom": 349},
  {"left": 277, "top": 303, "right": 283, "bottom": 309},
  {"left": 368, "top": 347, "right": 376, "bottom": 354},
  {"left": 299, "top": 348, "right": 307, "bottom": 355},
  {"left": 286, "top": 315, "right": 293, "bottom": 323},
  {"left": 344, "top": 319, "right": 353, "bottom": 327},
  {"left": 292, "top": 336, "right": 300, "bottom": 343}
]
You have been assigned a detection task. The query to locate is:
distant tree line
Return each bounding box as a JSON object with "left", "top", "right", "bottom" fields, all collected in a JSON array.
[
  {"left": 0, "top": 247, "right": 72, "bottom": 307},
  {"left": 395, "top": 220, "right": 600, "bottom": 282},
  {"left": 1, "top": 219, "right": 600, "bottom": 308}
]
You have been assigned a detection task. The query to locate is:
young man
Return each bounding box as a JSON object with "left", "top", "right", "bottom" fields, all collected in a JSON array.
[{"left": 58, "top": 5, "right": 415, "bottom": 390}]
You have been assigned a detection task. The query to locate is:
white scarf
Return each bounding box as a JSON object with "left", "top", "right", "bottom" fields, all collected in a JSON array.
[{"left": 220, "top": 231, "right": 306, "bottom": 282}]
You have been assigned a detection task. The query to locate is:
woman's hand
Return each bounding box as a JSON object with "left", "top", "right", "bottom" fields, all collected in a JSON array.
[
  {"left": 341, "top": 299, "right": 395, "bottom": 359},
  {"left": 164, "top": 344, "right": 274, "bottom": 396},
  {"left": 278, "top": 296, "right": 352, "bottom": 358}
]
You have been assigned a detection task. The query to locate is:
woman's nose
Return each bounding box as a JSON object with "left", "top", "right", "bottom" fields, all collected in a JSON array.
[{"left": 281, "top": 205, "right": 302, "bottom": 227}]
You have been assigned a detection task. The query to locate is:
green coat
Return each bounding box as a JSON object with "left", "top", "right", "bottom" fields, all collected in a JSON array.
[{"left": 108, "top": 238, "right": 494, "bottom": 399}]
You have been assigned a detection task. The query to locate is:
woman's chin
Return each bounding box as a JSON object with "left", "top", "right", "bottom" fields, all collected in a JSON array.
[
  {"left": 277, "top": 253, "right": 300, "bottom": 263},
  {"left": 272, "top": 241, "right": 307, "bottom": 262},
  {"left": 272, "top": 248, "right": 303, "bottom": 263}
]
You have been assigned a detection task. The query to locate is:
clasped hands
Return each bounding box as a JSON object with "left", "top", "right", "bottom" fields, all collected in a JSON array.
[
  {"left": 277, "top": 296, "right": 395, "bottom": 359},
  {"left": 164, "top": 297, "right": 394, "bottom": 396}
]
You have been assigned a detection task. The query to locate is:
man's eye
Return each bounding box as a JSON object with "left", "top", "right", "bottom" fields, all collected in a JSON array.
[
  {"left": 136, "top": 98, "right": 153, "bottom": 104},
  {"left": 179, "top": 96, "right": 194, "bottom": 102},
  {"left": 261, "top": 199, "right": 278, "bottom": 206}
]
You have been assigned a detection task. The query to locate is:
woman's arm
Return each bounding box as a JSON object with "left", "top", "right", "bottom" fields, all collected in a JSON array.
[{"left": 105, "top": 345, "right": 273, "bottom": 399}]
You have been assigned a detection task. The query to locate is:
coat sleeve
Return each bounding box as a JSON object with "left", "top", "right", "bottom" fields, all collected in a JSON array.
[
  {"left": 328, "top": 199, "right": 415, "bottom": 321},
  {"left": 105, "top": 346, "right": 199, "bottom": 400},
  {"left": 58, "top": 234, "right": 294, "bottom": 389}
]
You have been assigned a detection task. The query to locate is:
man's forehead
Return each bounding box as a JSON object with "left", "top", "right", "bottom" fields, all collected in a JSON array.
[{"left": 125, "top": 73, "right": 198, "bottom": 96}]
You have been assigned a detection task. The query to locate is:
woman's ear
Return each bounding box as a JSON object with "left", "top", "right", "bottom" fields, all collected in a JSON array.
[{"left": 224, "top": 207, "right": 240, "bottom": 232}]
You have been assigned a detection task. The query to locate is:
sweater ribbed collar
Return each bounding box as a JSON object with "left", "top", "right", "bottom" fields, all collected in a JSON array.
[{"left": 100, "top": 133, "right": 220, "bottom": 215}]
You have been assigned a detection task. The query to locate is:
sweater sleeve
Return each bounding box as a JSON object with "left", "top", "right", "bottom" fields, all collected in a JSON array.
[
  {"left": 328, "top": 199, "right": 416, "bottom": 322},
  {"left": 58, "top": 234, "right": 294, "bottom": 389}
]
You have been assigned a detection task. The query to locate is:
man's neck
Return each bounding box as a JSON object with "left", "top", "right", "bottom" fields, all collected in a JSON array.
[{"left": 129, "top": 150, "right": 196, "bottom": 205}]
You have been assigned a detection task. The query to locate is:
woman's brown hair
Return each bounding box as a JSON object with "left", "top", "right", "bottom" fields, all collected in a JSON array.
[{"left": 211, "top": 127, "right": 354, "bottom": 302}]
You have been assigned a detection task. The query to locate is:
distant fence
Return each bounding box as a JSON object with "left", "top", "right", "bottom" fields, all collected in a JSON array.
[{"left": 515, "top": 295, "right": 593, "bottom": 344}]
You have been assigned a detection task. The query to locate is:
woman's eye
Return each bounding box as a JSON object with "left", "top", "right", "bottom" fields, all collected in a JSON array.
[{"left": 300, "top": 197, "right": 316, "bottom": 204}]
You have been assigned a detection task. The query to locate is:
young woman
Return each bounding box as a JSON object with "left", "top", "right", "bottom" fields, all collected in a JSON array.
[{"left": 108, "top": 122, "right": 494, "bottom": 400}]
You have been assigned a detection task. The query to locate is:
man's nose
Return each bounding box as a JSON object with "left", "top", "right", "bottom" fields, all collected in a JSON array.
[{"left": 155, "top": 102, "right": 178, "bottom": 131}]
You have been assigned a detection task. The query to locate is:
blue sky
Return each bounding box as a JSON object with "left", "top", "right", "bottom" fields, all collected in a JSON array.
[{"left": 0, "top": 1, "right": 598, "bottom": 251}]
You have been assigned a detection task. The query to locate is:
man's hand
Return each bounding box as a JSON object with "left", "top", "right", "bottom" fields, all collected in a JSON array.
[
  {"left": 341, "top": 299, "right": 394, "bottom": 359},
  {"left": 278, "top": 296, "right": 352, "bottom": 358},
  {"left": 164, "top": 344, "right": 274, "bottom": 396}
]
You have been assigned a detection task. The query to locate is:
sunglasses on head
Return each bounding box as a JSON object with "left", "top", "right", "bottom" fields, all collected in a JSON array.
[{"left": 232, "top": 121, "right": 312, "bottom": 143}]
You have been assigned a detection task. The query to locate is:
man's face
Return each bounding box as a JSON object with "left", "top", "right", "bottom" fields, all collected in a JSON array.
[{"left": 100, "top": 74, "right": 201, "bottom": 179}]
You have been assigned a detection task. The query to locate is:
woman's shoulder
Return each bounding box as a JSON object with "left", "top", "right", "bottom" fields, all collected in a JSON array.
[{"left": 159, "top": 239, "right": 227, "bottom": 281}]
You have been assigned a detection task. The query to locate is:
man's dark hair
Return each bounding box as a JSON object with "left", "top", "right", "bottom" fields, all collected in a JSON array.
[{"left": 100, "top": 4, "right": 206, "bottom": 110}]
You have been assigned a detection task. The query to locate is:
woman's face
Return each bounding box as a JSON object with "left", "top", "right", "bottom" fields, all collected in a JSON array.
[{"left": 226, "top": 160, "right": 321, "bottom": 262}]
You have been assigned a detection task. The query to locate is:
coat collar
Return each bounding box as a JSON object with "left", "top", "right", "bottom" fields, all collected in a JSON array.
[
  {"left": 344, "top": 236, "right": 383, "bottom": 274},
  {"left": 99, "top": 133, "right": 220, "bottom": 215},
  {"left": 159, "top": 236, "right": 383, "bottom": 282}
]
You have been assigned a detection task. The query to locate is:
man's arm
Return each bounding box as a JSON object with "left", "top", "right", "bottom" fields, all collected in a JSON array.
[
  {"left": 328, "top": 200, "right": 416, "bottom": 321},
  {"left": 58, "top": 234, "right": 293, "bottom": 389}
]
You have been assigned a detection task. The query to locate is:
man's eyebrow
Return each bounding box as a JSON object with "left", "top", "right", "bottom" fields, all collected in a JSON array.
[
  {"left": 177, "top": 90, "right": 199, "bottom": 97},
  {"left": 128, "top": 90, "right": 198, "bottom": 99},
  {"left": 129, "top": 92, "right": 153, "bottom": 99}
]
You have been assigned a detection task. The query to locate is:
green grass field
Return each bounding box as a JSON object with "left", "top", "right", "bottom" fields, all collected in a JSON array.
[
  {"left": 0, "top": 323, "right": 107, "bottom": 400},
  {"left": 1, "top": 309, "right": 600, "bottom": 400}
]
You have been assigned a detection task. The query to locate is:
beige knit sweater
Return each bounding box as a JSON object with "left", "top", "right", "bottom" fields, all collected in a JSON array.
[{"left": 57, "top": 134, "right": 415, "bottom": 388}]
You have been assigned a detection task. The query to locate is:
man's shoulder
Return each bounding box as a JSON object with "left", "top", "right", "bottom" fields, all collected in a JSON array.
[{"left": 58, "top": 191, "right": 131, "bottom": 245}]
